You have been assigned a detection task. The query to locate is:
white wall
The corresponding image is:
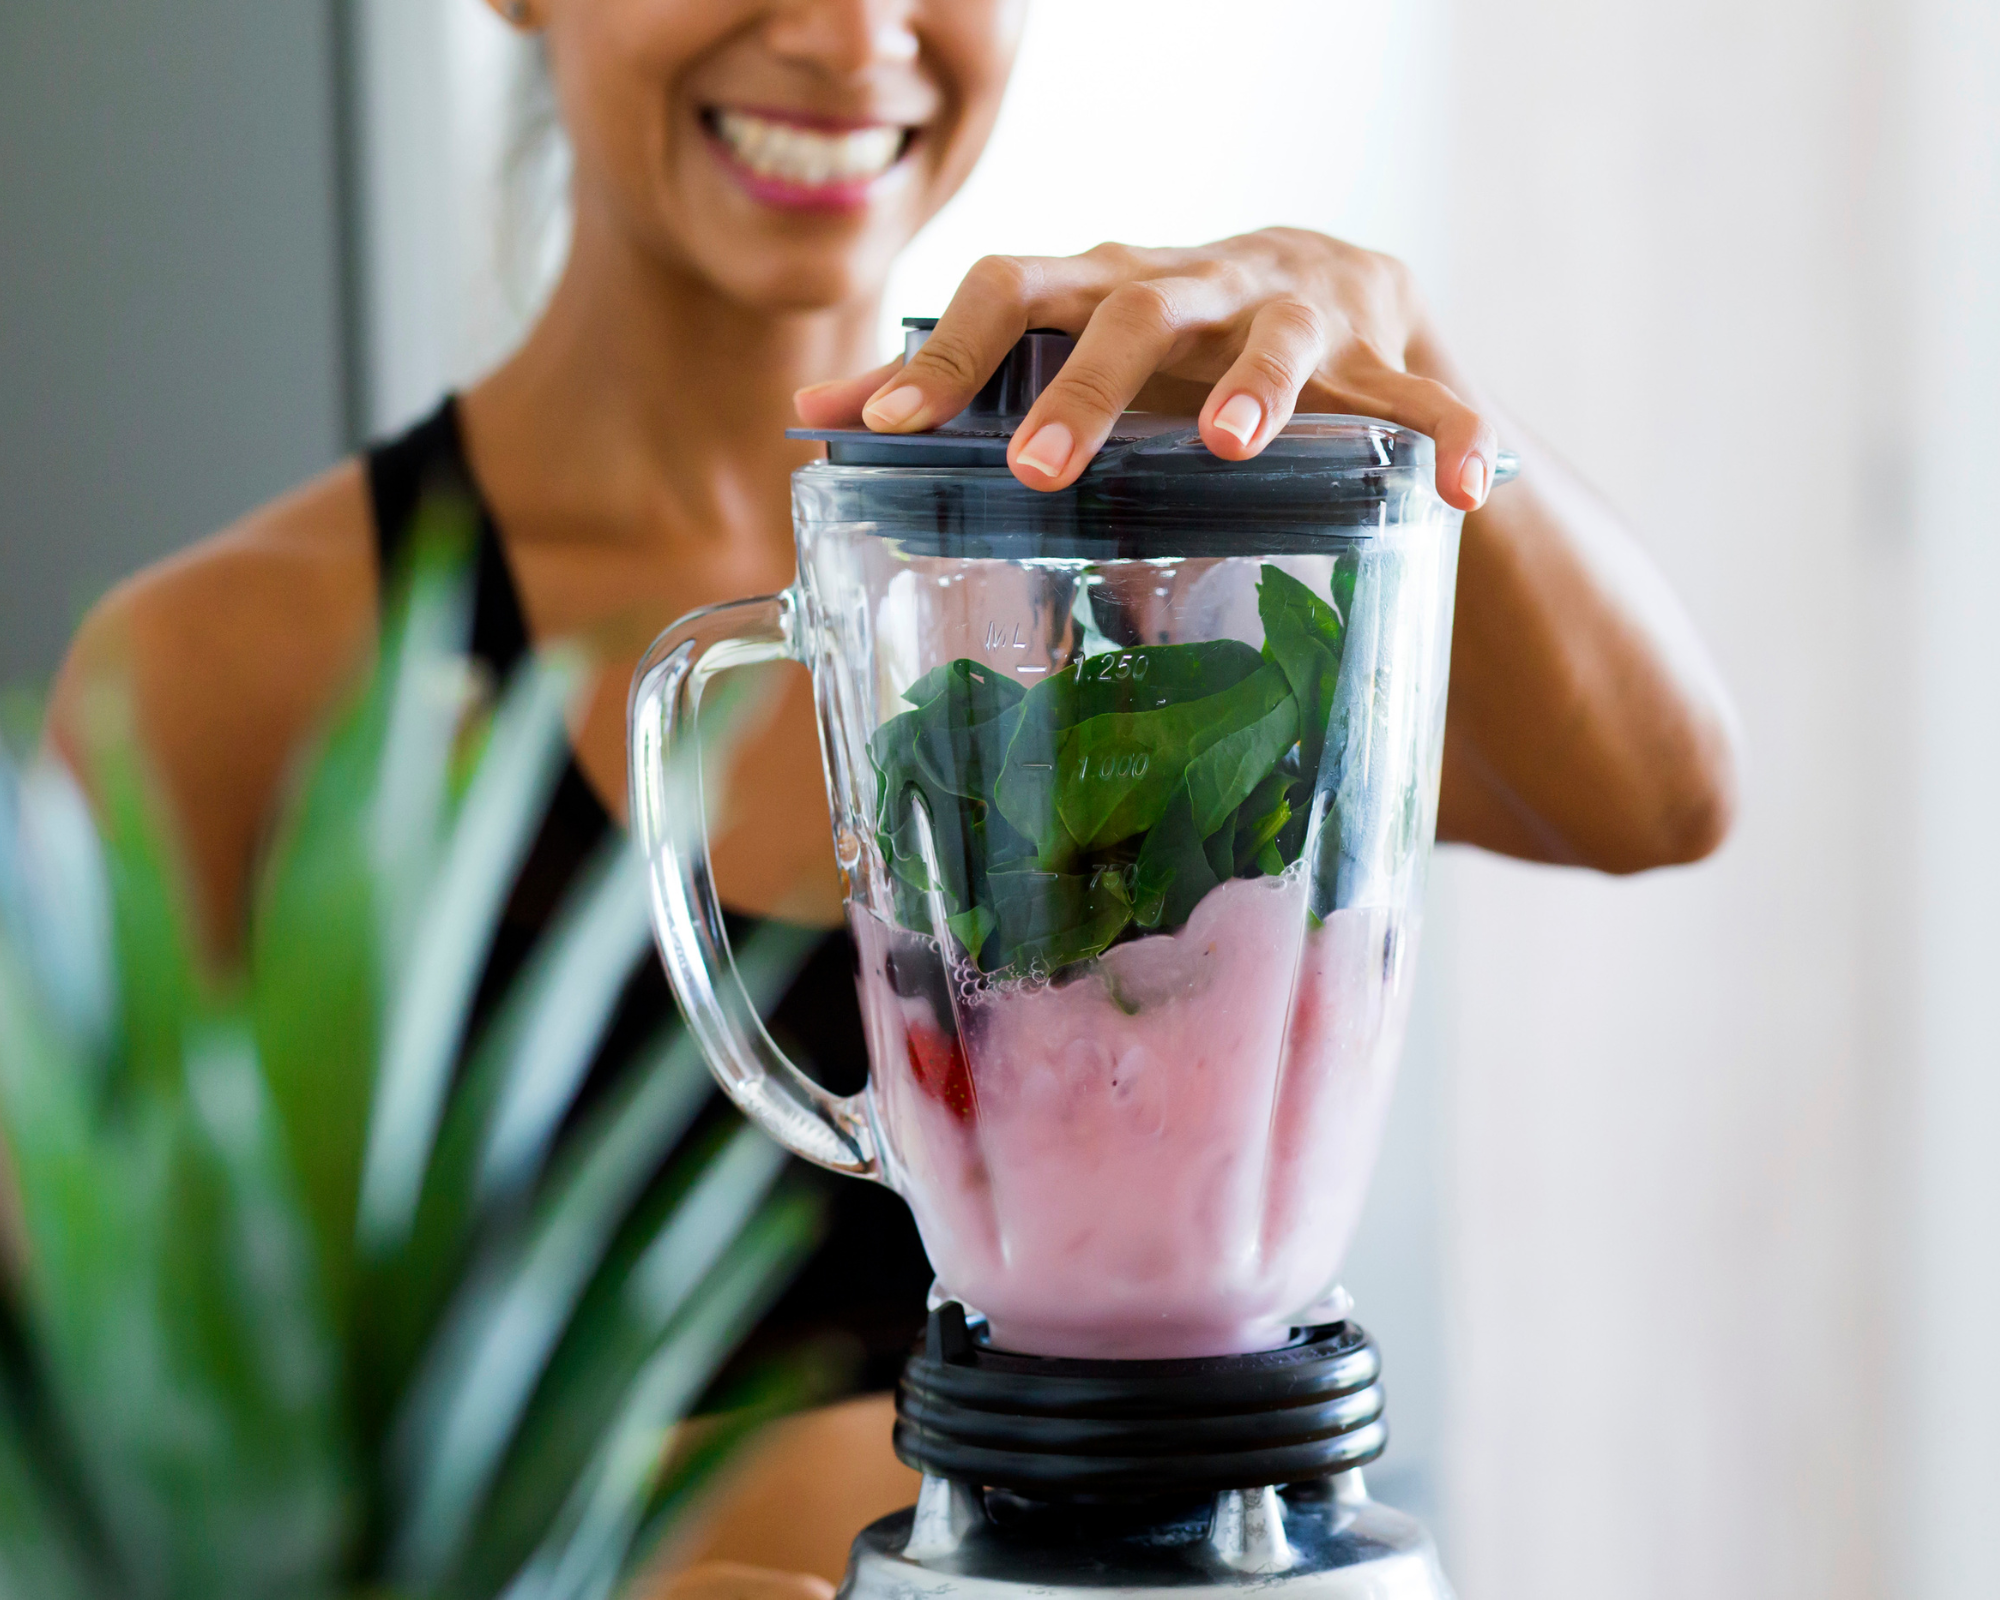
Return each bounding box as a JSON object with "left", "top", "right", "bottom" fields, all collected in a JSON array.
[
  {"left": 351, "top": 0, "right": 551, "bottom": 435},
  {"left": 1435, "top": 1, "right": 1996, "bottom": 1596},
  {"left": 881, "top": 1, "right": 1451, "bottom": 346},
  {"left": 0, "top": 1, "right": 349, "bottom": 678},
  {"left": 1905, "top": 1, "right": 2000, "bottom": 1594}
]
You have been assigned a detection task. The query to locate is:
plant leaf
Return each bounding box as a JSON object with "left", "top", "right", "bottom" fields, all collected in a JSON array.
[
  {"left": 77, "top": 693, "right": 208, "bottom": 1104},
  {"left": 474, "top": 841, "right": 653, "bottom": 1208},
  {"left": 1072, "top": 640, "right": 1264, "bottom": 718},
  {"left": 1054, "top": 663, "right": 1293, "bottom": 851},
  {"left": 387, "top": 926, "right": 816, "bottom": 1584},
  {"left": 1232, "top": 770, "right": 1299, "bottom": 877},
  {"left": 358, "top": 645, "right": 583, "bottom": 1255},
  {"left": 0, "top": 758, "right": 115, "bottom": 1068},
  {"left": 982, "top": 863, "right": 1134, "bottom": 975},
  {"left": 0, "top": 1395, "right": 97, "bottom": 1600},
  {"left": 249, "top": 655, "right": 400, "bottom": 1326},
  {"left": 367, "top": 498, "right": 478, "bottom": 979},
  {"left": 1131, "top": 783, "right": 1221, "bottom": 933},
  {"left": 1183, "top": 689, "right": 1299, "bottom": 839},
  {"left": 489, "top": 1187, "right": 819, "bottom": 1600},
  {"left": 1258, "top": 564, "right": 1345, "bottom": 742},
  {"left": 439, "top": 1152, "right": 820, "bottom": 1600}
]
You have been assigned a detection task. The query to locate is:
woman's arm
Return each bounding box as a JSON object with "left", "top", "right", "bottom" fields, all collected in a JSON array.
[
  {"left": 1424, "top": 386, "right": 1737, "bottom": 867},
  {"left": 797, "top": 230, "right": 1739, "bottom": 871}
]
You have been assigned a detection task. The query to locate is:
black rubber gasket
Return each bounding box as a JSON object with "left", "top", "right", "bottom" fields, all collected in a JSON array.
[{"left": 892, "top": 1304, "right": 1388, "bottom": 1498}]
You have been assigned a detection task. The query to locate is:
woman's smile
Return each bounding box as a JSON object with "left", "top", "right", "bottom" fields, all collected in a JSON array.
[{"left": 701, "top": 105, "right": 919, "bottom": 211}]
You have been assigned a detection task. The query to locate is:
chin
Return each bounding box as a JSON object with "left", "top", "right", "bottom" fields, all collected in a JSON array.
[{"left": 688, "top": 224, "right": 914, "bottom": 316}]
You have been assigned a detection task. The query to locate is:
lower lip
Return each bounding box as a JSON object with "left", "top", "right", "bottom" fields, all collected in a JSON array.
[{"left": 704, "top": 130, "right": 907, "bottom": 214}]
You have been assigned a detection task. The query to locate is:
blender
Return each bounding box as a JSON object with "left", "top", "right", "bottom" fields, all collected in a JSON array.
[{"left": 629, "top": 320, "right": 1508, "bottom": 1595}]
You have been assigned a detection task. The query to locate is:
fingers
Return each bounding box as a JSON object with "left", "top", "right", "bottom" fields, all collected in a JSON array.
[
  {"left": 1196, "top": 298, "right": 1326, "bottom": 461},
  {"left": 1321, "top": 361, "right": 1500, "bottom": 512},
  {"left": 794, "top": 357, "right": 903, "bottom": 428},
  {"left": 860, "top": 253, "right": 1113, "bottom": 434},
  {"left": 861, "top": 258, "right": 1037, "bottom": 432},
  {"left": 833, "top": 233, "right": 1495, "bottom": 511},
  {"left": 1006, "top": 278, "right": 1221, "bottom": 490}
]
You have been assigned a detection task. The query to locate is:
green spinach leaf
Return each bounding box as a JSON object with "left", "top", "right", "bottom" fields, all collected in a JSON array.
[
  {"left": 1258, "top": 563, "right": 1347, "bottom": 779},
  {"left": 1054, "top": 664, "right": 1293, "bottom": 851},
  {"left": 1184, "top": 685, "right": 1299, "bottom": 837},
  {"left": 1072, "top": 640, "right": 1264, "bottom": 718},
  {"left": 1130, "top": 783, "right": 1220, "bottom": 933},
  {"left": 982, "top": 863, "right": 1134, "bottom": 975},
  {"left": 866, "top": 564, "right": 1357, "bottom": 977}
]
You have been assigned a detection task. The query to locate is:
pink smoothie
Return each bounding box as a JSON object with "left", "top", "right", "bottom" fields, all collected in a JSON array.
[{"left": 852, "top": 871, "right": 1414, "bottom": 1359}]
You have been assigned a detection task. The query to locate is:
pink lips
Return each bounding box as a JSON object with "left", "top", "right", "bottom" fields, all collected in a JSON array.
[{"left": 703, "top": 107, "right": 911, "bottom": 214}]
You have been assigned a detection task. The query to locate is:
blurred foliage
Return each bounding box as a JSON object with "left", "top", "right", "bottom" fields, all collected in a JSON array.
[{"left": 0, "top": 501, "right": 824, "bottom": 1599}]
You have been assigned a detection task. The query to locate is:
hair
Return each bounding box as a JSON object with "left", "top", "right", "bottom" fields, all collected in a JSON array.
[{"left": 497, "top": 38, "right": 573, "bottom": 328}]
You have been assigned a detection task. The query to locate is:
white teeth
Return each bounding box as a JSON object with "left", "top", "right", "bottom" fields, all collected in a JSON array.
[{"left": 715, "top": 109, "right": 905, "bottom": 187}]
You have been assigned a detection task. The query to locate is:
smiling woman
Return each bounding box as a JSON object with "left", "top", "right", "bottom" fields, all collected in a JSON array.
[{"left": 46, "top": 0, "right": 1738, "bottom": 1593}]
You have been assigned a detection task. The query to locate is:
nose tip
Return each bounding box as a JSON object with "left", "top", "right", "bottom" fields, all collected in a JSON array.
[
  {"left": 870, "top": 19, "right": 919, "bottom": 65},
  {"left": 767, "top": 0, "right": 920, "bottom": 73}
]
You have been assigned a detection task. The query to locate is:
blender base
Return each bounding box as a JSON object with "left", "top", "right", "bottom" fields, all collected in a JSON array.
[
  {"left": 836, "top": 1307, "right": 1454, "bottom": 1598},
  {"left": 838, "top": 1470, "right": 1453, "bottom": 1598}
]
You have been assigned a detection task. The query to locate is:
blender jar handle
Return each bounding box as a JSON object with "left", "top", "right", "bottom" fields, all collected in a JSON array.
[{"left": 628, "top": 590, "right": 879, "bottom": 1178}]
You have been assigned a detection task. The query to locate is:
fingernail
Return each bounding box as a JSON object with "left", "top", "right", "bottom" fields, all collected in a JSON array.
[
  {"left": 1212, "top": 393, "right": 1263, "bottom": 449},
  {"left": 1016, "top": 421, "right": 1075, "bottom": 480},
  {"left": 863, "top": 384, "right": 927, "bottom": 430},
  {"left": 1459, "top": 455, "right": 1489, "bottom": 506}
]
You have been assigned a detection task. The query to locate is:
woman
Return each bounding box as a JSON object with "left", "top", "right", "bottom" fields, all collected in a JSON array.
[{"left": 50, "top": 0, "right": 1738, "bottom": 1590}]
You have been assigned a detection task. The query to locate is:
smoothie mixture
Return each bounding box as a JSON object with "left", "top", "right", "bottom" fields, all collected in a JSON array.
[
  {"left": 854, "top": 869, "right": 1414, "bottom": 1359},
  {"left": 852, "top": 561, "right": 1424, "bottom": 1358}
]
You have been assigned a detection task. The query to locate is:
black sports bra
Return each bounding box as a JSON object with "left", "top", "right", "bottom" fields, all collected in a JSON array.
[{"left": 365, "top": 398, "right": 933, "bottom": 1393}]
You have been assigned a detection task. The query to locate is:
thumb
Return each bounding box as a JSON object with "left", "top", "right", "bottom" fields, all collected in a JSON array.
[{"left": 794, "top": 358, "right": 905, "bottom": 428}]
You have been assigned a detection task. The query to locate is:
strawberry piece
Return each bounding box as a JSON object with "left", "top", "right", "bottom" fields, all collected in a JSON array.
[{"left": 905, "top": 1022, "right": 976, "bottom": 1123}]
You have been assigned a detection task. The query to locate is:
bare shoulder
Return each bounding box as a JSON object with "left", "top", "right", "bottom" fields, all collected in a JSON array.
[{"left": 48, "top": 460, "right": 379, "bottom": 950}]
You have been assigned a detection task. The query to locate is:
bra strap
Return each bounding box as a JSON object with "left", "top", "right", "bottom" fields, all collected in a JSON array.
[{"left": 363, "top": 396, "right": 531, "bottom": 678}]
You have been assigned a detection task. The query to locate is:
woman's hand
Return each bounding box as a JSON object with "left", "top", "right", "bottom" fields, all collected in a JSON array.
[
  {"left": 798, "top": 229, "right": 1739, "bottom": 872},
  {"left": 794, "top": 228, "right": 1497, "bottom": 507}
]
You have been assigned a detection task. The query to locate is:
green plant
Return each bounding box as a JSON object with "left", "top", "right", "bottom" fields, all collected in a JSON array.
[
  {"left": 0, "top": 506, "right": 822, "bottom": 1600},
  {"left": 870, "top": 560, "right": 1358, "bottom": 976}
]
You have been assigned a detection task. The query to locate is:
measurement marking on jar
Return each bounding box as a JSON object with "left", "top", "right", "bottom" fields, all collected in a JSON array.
[
  {"left": 1080, "top": 752, "right": 1150, "bottom": 782},
  {"left": 1079, "top": 651, "right": 1151, "bottom": 683},
  {"left": 985, "top": 621, "right": 1030, "bottom": 650}
]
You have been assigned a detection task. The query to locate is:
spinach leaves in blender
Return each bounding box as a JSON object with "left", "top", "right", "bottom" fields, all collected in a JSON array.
[{"left": 869, "top": 563, "right": 1354, "bottom": 978}]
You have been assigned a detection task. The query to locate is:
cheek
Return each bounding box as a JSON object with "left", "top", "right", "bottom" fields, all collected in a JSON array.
[
  {"left": 936, "top": 0, "right": 1028, "bottom": 94},
  {"left": 921, "top": 3, "right": 1026, "bottom": 169},
  {"left": 547, "top": 5, "right": 703, "bottom": 209}
]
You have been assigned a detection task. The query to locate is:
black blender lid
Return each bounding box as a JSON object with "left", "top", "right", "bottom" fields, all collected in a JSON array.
[
  {"left": 789, "top": 318, "right": 1516, "bottom": 555},
  {"left": 788, "top": 317, "right": 1465, "bottom": 478}
]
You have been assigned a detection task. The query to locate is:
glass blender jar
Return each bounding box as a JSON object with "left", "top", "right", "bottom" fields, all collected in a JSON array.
[{"left": 630, "top": 325, "right": 1498, "bottom": 1365}]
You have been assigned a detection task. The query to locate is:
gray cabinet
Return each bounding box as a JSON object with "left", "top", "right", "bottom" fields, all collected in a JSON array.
[{"left": 0, "top": 0, "right": 351, "bottom": 681}]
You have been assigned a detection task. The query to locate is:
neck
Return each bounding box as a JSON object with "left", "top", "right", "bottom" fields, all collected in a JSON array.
[{"left": 473, "top": 204, "right": 883, "bottom": 545}]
